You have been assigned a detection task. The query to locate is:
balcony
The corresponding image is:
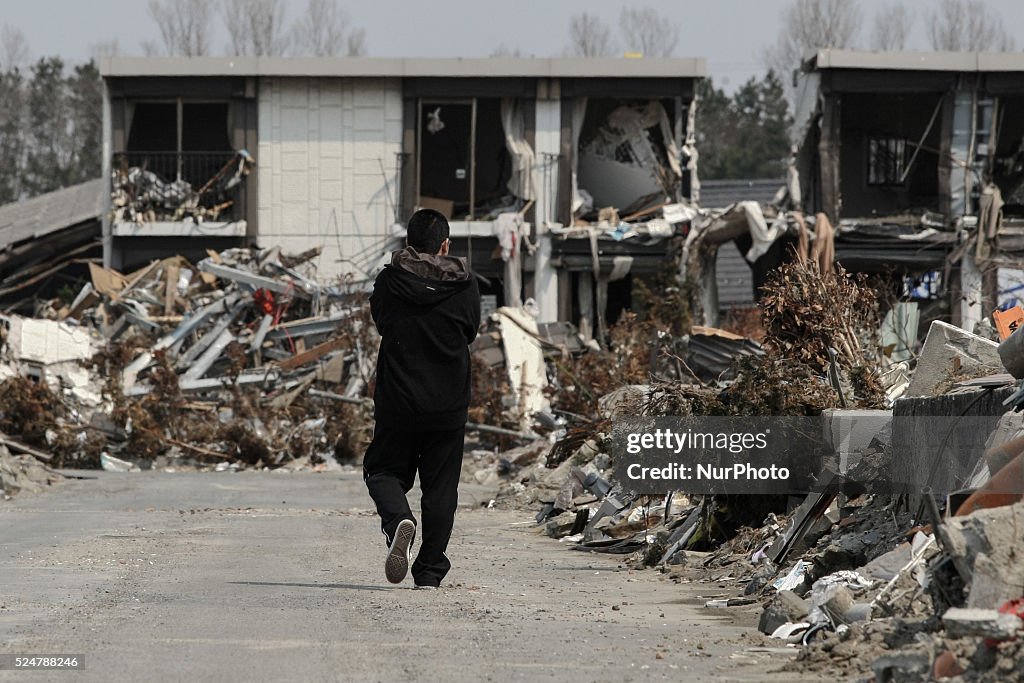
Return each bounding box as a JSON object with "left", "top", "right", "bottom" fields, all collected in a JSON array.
[{"left": 110, "top": 151, "right": 251, "bottom": 235}]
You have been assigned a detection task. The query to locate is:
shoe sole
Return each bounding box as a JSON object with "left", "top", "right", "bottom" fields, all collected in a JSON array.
[{"left": 385, "top": 520, "right": 415, "bottom": 584}]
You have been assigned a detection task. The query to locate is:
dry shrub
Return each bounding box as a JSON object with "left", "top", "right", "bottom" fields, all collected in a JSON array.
[
  {"left": 468, "top": 354, "right": 519, "bottom": 450},
  {"left": 760, "top": 260, "right": 881, "bottom": 374},
  {"left": 721, "top": 357, "right": 842, "bottom": 416},
  {"left": 552, "top": 311, "right": 656, "bottom": 418},
  {"left": 218, "top": 420, "right": 271, "bottom": 465},
  {"left": 634, "top": 259, "right": 693, "bottom": 337},
  {"left": 754, "top": 259, "right": 885, "bottom": 409},
  {"left": 720, "top": 306, "right": 766, "bottom": 342},
  {"left": 0, "top": 376, "right": 65, "bottom": 447}
]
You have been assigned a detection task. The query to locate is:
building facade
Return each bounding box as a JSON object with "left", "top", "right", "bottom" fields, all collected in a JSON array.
[{"left": 100, "top": 57, "right": 704, "bottom": 324}]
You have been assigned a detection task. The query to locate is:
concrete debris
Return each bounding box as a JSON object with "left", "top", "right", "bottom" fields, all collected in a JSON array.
[
  {"left": 906, "top": 320, "right": 1003, "bottom": 398},
  {"left": 0, "top": 445, "right": 62, "bottom": 499},
  {"left": 463, "top": 268, "right": 1024, "bottom": 682},
  {"left": 0, "top": 244, "right": 373, "bottom": 471},
  {"left": 942, "top": 607, "right": 1022, "bottom": 640},
  {"left": 758, "top": 590, "right": 810, "bottom": 635}
]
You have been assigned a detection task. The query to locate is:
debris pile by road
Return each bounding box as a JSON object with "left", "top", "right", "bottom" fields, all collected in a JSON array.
[
  {"left": 453, "top": 247, "right": 1024, "bottom": 680},
  {"left": 0, "top": 244, "right": 375, "bottom": 471}
]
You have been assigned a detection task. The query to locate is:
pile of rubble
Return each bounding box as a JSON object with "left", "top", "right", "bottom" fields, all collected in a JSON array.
[
  {"left": 0, "top": 244, "right": 375, "bottom": 471},
  {"left": 456, "top": 254, "right": 1023, "bottom": 680},
  {"left": 0, "top": 445, "right": 63, "bottom": 499}
]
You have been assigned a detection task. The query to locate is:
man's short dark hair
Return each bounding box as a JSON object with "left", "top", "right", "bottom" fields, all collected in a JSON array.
[{"left": 407, "top": 209, "right": 450, "bottom": 254}]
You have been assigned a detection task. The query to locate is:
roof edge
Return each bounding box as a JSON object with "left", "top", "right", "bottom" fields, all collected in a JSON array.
[
  {"left": 99, "top": 56, "right": 707, "bottom": 79},
  {"left": 812, "top": 48, "right": 1024, "bottom": 73}
]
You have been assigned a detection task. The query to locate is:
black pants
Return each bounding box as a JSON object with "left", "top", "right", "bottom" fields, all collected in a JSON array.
[{"left": 362, "top": 425, "right": 465, "bottom": 587}]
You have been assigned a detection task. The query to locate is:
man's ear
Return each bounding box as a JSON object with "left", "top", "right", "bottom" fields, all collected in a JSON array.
[{"left": 438, "top": 239, "right": 450, "bottom": 256}]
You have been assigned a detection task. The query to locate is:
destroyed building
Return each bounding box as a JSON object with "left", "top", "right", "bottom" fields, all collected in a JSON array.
[
  {"left": 0, "top": 180, "right": 104, "bottom": 312},
  {"left": 98, "top": 56, "right": 705, "bottom": 334},
  {"left": 795, "top": 49, "right": 1024, "bottom": 333}
]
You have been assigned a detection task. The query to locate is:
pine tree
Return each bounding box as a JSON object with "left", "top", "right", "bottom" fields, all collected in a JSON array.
[
  {"left": 696, "top": 71, "right": 792, "bottom": 180},
  {"left": 0, "top": 66, "right": 27, "bottom": 203},
  {"left": 24, "top": 57, "right": 73, "bottom": 195},
  {"left": 67, "top": 60, "right": 102, "bottom": 184}
]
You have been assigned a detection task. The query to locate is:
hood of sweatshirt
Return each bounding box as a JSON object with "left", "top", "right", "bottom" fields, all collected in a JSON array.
[{"left": 382, "top": 246, "right": 473, "bottom": 306}]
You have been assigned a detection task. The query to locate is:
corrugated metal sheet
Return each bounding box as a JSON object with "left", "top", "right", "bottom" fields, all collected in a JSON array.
[
  {"left": 716, "top": 242, "right": 754, "bottom": 306},
  {"left": 699, "top": 178, "right": 782, "bottom": 210},
  {"left": 0, "top": 179, "right": 103, "bottom": 249},
  {"left": 698, "top": 179, "right": 782, "bottom": 307},
  {"left": 687, "top": 327, "right": 764, "bottom": 381}
]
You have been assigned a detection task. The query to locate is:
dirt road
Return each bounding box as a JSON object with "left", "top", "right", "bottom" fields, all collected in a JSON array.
[{"left": 1, "top": 471, "right": 824, "bottom": 682}]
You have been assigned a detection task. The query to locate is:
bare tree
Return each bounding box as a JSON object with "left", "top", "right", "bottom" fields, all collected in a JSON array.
[
  {"left": 346, "top": 29, "right": 366, "bottom": 57},
  {"left": 490, "top": 44, "right": 523, "bottom": 58},
  {"left": 140, "top": 40, "right": 162, "bottom": 57},
  {"left": 871, "top": 4, "right": 912, "bottom": 50},
  {"left": 928, "top": 0, "right": 1015, "bottom": 51},
  {"left": 147, "top": 0, "right": 211, "bottom": 56},
  {"left": 224, "top": 0, "right": 291, "bottom": 56},
  {"left": 619, "top": 7, "right": 679, "bottom": 57},
  {"left": 90, "top": 40, "right": 121, "bottom": 60},
  {"left": 1, "top": 25, "right": 30, "bottom": 71},
  {"left": 290, "top": 0, "right": 365, "bottom": 56},
  {"left": 764, "top": 0, "right": 861, "bottom": 81},
  {"left": 568, "top": 13, "right": 614, "bottom": 58}
]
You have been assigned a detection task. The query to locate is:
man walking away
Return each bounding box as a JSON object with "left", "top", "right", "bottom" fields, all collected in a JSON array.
[{"left": 363, "top": 209, "right": 481, "bottom": 588}]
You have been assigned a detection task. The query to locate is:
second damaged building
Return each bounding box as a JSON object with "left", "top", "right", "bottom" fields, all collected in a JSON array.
[{"left": 795, "top": 49, "right": 1024, "bottom": 333}]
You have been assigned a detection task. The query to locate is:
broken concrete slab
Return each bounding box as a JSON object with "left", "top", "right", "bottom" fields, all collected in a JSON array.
[
  {"left": 821, "top": 409, "right": 892, "bottom": 474},
  {"left": 944, "top": 501, "right": 1024, "bottom": 609},
  {"left": 0, "top": 446, "right": 62, "bottom": 498},
  {"left": 905, "top": 320, "right": 1002, "bottom": 397},
  {"left": 758, "top": 590, "right": 810, "bottom": 635},
  {"left": 942, "top": 607, "right": 1022, "bottom": 639}
]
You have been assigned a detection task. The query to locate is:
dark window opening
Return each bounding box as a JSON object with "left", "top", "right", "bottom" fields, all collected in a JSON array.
[
  {"left": 126, "top": 103, "right": 177, "bottom": 152},
  {"left": 416, "top": 98, "right": 512, "bottom": 220},
  {"left": 838, "top": 93, "right": 942, "bottom": 217},
  {"left": 993, "top": 96, "right": 1024, "bottom": 216},
  {"left": 122, "top": 100, "right": 234, "bottom": 187},
  {"left": 867, "top": 136, "right": 907, "bottom": 186}
]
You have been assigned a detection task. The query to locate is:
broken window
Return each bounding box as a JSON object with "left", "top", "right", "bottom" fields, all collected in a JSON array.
[
  {"left": 576, "top": 99, "right": 682, "bottom": 216},
  {"left": 867, "top": 136, "right": 908, "bottom": 186},
  {"left": 416, "top": 98, "right": 518, "bottom": 220}
]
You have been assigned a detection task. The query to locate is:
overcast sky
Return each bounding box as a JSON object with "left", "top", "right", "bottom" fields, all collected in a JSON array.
[{"left": 3, "top": 0, "right": 1024, "bottom": 91}]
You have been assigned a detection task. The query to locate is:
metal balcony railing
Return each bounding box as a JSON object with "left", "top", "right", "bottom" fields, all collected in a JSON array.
[
  {"left": 113, "top": 151, "right": 239, "bottom": 188},
  {"left": 112, "top": 151, "right": 246, "bottom": 222}
]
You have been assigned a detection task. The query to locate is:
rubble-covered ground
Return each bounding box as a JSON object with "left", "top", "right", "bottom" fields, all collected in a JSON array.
[{"left": 2, "top": 241, "right": 1022, "bottom": 679}]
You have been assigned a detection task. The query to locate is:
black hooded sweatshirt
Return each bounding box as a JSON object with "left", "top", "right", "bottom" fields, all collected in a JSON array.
[{"left": 370, "top": 247, "right": 481, "bottom": 431}]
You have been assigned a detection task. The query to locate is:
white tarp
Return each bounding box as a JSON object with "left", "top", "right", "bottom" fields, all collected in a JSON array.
[
  {"left": 500, "top": 98, "right": 536, "bottom": 202},
  {"left": 494, "top": 306, "right": 549, "bottom": 429}
]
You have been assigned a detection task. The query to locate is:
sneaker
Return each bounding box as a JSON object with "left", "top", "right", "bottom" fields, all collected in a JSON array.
[
  {"left": 413, "top": 584, "right": 439, "bottom": 591},
  {"left": 384, "top": 519, "right": 415, "bottom": 584}
]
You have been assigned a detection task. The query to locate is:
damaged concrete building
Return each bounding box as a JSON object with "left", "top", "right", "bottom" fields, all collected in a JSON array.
[
  {"left": 795, "top": 49, "right": 1024, "bottom": 333},
  {"left": 98, "top": 57, "right": 704, "bottom": 332}
]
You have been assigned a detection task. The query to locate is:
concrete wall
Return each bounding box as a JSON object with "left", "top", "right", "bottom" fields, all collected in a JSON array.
[{"left": 257, "top": 77, "right": 403, "bottom": 283}]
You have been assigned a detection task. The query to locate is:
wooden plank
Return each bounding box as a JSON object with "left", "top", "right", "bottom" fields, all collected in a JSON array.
[
  {"left": 0, "top": 432, "right": 53, "bottom": 462},
  {"left": 164, "top": 263, "right": 179, "bottom": 316},
  {"left": 276, "top": 337, "right": 345, "bottom": 371}
]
